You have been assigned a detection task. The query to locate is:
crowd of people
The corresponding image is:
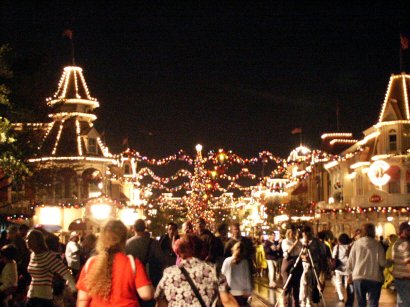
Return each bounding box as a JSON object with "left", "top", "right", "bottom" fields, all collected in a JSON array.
[{"left": 0, "top": 218, "right": 407, "bottom": 307}]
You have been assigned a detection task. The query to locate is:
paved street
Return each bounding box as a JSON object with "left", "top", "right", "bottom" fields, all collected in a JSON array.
[{"left": 252, "top": 275, "right": 397, "bottom": 307}]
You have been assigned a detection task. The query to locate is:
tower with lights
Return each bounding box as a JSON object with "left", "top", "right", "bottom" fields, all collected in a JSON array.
[{"left": 13, "top": 65, "right": 120, "bottom": 231}]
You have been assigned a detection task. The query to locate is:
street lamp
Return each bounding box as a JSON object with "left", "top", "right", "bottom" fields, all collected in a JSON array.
[
  {"left": 87, "top": 195, "right": 115, "bottom": 223},
  {"left": 195, "top": 144, "right": 203, "bottom": 152}
]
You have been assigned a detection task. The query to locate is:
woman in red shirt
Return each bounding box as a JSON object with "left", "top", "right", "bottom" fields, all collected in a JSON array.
[{"left": 76, "top": 220, "right": 154, "bottom": 307}]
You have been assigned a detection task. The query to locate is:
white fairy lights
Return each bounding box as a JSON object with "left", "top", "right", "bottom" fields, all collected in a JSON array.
[
  {"left": 52, "top": 121, "right": 65, "bottom": 155},
  {"left": 76, "top": 120, "right": 83, "bottom": 156},
  {"left": 321, "top": 133, "right": 353, "bottom": 140},
  {"left": 379, "top": 73, "right": 410, "bottom": 123}
]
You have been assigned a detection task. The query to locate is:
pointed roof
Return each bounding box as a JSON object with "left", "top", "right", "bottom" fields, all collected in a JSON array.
[
  {"left": 378, "top": 73, "right": 410, "bottom": 123},
  {"left": 32, "top": 66, "right": 112, "bottom": 160},
  {"left": 46, "top": 66, "right": 99, "bottom": 110}
]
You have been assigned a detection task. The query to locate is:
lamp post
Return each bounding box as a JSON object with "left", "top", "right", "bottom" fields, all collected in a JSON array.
[{"left": 86, "top": 195, "right": 115, "bottom": 232}]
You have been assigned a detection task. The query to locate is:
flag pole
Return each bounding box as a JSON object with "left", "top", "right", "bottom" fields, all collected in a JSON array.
[
  {"left": 62, "top": 29, "right": 75, "bottom": 66},
  {"left": 336, "top": 102, "right": 340, "bottom": 131},
  {"left": 71, "top": 37, "right": 75, "bottom": 66},
  {"left": 400, "top": 34, "right": 403, "bottom": 72}
]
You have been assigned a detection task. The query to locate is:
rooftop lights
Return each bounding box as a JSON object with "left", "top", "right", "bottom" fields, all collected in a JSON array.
[{"left": 321, "top": 133, "right": 353, "bottom": 140}]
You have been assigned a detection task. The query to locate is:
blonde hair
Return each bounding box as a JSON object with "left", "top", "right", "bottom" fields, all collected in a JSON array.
[
  {"left": 231, "top": 241, "right": 245, "bottom": 264},
  {"left": 85, "top": 220, "right": 127, "bottom": 301}
]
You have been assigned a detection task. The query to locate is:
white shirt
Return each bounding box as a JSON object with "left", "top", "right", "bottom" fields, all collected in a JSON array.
[
  {"left": 346, "top": 237, "right": 386, "bottom": 282},
  {"left": 282, "top": 238, "right": 302, "bottom": 258},
  {"left": 0, "top": 260, "right": 17, "bottom": 291},
  {"left": 65, "top": 240, "right": 80, "bottom": 270},
  {"left": 221, "top": 256, "right": 252, "bottom": 296}
]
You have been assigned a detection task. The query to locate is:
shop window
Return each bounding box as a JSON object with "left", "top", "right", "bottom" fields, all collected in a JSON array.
[
  {"left": 406, "top": 170, "right": 410, "bottom": 193},
  {"left": 389, "top": 130, "right": 397, "bottom": 152},
  {"left": 124, "top": 164, "right": 131, "bottom": 175},
  {"left": 387, "top": 165, "right": 400, "bottom": 194},
  {"left": 357, "top": 174, "right": 363, "bottom": 195}
]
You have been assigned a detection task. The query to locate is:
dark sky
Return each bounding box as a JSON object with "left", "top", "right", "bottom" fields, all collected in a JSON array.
[{"left": 2, "top": 2, "right": 410, "bottom": 158}]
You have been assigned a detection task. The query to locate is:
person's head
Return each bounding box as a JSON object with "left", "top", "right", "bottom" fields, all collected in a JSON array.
[
  {"left": 388, "top": 234, "right": 398, "bottom": 244},
  {"left": 86, "top": 220, "right": 128, "bottom": 300},
  {"left": 317, "top": 231, "right": 326, "bottom": 241},
  {"left": 399, "top": 221, "right": 410, "bottom": 239},
  {"left": 301, "top": 224, "right": 314, "bottom": 241},
  {"left": 173, "top": 234, "right": 201, "bottom": 260},
  {"left": 217, "top": 223, "right": 228, "bottom": 237},
  {"left": 285, "top": 228, "right": 295, "bottom": 240},
  {"left": 6, "top": 225, "right": 19, "bottom": 240},
  {"left": 69, "top": 231, "right": 80, "bottom": 243},
  {"left": 230, "top": 222, "right": 241, "bottom": 238},
  {"left": 231, "top": 241, "right": 245, "bottom": 264},
  {"left": 166, "top": 222, "right": 178, "bottom": 238},
  {"left": 133, "top": 219, "right": 146, "bottom": 234},
  {"left": 26, "top": 229, "right": 48, "bottom": 253},
  {"left": 195, "top": 218, "right": 206, "bottom": 234},
  {"left": 353, "top": 229, "right": 361, "bottom": 240},
  {"left": 269, "top": 231, "right": 276, "bottom": 241},
  {"left": 0, "top": 244, "right": 17, "bottom": 263},
  {"left": 182, "top": 221, "right": 193, "bottom": 234},
  {"left": 82, "top": 233, "right": 97, "bottom": 249},
  {"left": 361, "top": 223, "right": 376, "bottom": 239},
  {"left": 338, "top": 233, "right": 350, "bottom": 245},
  {"left": 97, "top": 220, "right": 128, "bottom": 254},
  {"left": 19, "top": 224, "right": 29, "bottom": 238}
]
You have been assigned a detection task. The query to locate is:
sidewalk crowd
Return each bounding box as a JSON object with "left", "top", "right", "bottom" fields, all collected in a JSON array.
[{"left": 0, "top": 218, "right": 408, "bottom": 307}]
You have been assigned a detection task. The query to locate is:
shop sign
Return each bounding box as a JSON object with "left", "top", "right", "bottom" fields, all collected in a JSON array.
[{"left": 369, "top": 194, "right": 382, "bottom": 203}]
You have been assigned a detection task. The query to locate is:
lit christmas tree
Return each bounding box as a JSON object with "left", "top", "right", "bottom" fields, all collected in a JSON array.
[{"left": 186, "top": 144, "right": 216, "bottom": 226}]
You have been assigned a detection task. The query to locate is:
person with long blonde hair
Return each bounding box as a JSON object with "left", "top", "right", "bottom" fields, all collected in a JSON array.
[
  {"left": 76, "top": 220, "right": 154, "bottom": 306},
  {"left": 221, "top": 241, "right": 252, "bottom": 306}
]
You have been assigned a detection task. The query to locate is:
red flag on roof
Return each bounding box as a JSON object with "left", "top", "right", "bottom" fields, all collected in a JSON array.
[
  {"left": 62, "top": 29, "right": 73, "bottom": 40},
  {"left": 291, "top": 127, "right": 302, "bottom": 135},
  {"left": 401, "top": 34, "right": 409, "bottom": 50}
]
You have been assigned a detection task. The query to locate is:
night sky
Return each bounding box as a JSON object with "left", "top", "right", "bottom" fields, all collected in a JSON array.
[{"left": 2, "top": 2, "right": 410, "bottom": 158}]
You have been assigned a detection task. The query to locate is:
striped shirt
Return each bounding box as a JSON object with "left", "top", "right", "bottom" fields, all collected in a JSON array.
[
  {"left": 392, "top": 238, "right": 410, "bottom": 279},
  {"left": 27, "top": 251, "right": 75, "bottom": 300}
]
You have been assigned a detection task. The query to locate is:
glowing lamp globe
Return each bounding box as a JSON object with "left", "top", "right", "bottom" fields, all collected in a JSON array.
[
  {"left": 90, "top": 204, "right": 112, "bottom": 220},
  {"left": 195, "top": 144, "right": 203, "bottom": 152},
  {"left": 119, "top": 208, "right": 140, "bottom": 226}
]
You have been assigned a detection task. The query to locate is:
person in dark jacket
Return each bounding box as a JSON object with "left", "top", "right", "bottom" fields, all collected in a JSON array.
[
  {"left": 264, "top": 231, "right": 282, "bottom": 288},
  {"left": 125, "top": 219, "right": 166, "bottom": 287},
  {"left": 195, "top": 218, "right": 222, "bottom": 264},
  {"left": 158, "top": 222, "right": 179, "bottom": 268}
]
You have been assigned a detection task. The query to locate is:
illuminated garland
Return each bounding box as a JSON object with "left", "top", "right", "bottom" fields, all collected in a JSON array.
[
  {"left": 29, "top": 197, "right": 127, "bottom": 210},
  {"left": 318, "top": 206, "right": 410, "bottom": 214},
  {"left": 6, "top": 214, "right": 33, "bottom": 221}
]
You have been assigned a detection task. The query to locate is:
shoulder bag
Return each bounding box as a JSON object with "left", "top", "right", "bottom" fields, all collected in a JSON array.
[
  {"left": 179, "top": 266, "right": 207, "bottom": 307},
  {"left": 330, "top": 244, "right": 339, "bottom": 270}
]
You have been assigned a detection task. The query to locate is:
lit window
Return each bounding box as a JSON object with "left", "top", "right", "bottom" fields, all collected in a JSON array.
[
  {"left": 387, "top": 165, "right": 401, "bottom": 194},
  {"left": 88, "top": 138, "right": 97, "bottom": 154},
  {"left": 124, "top": 164, "right": 131, "bottom": 175}
]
